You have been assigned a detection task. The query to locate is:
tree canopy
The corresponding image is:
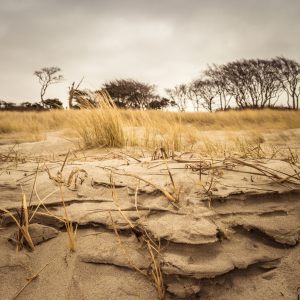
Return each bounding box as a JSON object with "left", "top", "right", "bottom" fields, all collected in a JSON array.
[{"left": 102, "top": 79, "right": 175, "bottom": 110}]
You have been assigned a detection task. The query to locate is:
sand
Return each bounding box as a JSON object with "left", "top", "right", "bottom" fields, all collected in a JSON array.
[{"left": 0, "top": 135, "right": 299, "bottom": 300}]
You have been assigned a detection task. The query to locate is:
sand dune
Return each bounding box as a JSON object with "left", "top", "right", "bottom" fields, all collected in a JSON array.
[{"left": 0, "top": 137, "right": 299, "bottom": 300}]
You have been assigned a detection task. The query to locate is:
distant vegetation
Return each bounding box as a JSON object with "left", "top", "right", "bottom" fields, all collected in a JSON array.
[
  {"left": 1, "top": 105, "right": 300, "bottom": 144},
  {"left": 69, "top": 56, "right": 300, "bottom": 112},
  {"left": 0, "top": 99, "right": 63, "bottom": 111},
  {"left": 1, "top": 56, "right": 299, "bottom": 112},
  {"left": 165, "top": 56, "right": 300, "bottom": 112},
  {"left": 1, "top": 88, "right": 300, "bottom": 158}
]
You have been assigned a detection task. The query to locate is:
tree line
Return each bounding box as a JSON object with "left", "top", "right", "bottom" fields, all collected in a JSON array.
[
  {"left": 0, "top": 99, "right": 63, "bottom": 111},
  {"left": 1, "top": 56, "right": 299, "bottom": 112},
  {"left": 165, "top": 56, "right": 300, "bottom": 112},
  {"left": 71, "top": 56, "right": 300, "bottom": 111},
  {"left": 70, "top": 78, "right": 177, "bottom": 110}
]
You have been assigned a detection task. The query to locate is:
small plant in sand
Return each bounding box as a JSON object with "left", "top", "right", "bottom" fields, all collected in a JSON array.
[
  {"left": 162, "top": 151, "right": 180, "bottom": 202},
  {"left": 288, "top": 147, "right": 299, "bottom": 165},
  {"left": 0, "top": 192, "right": 35, "bottom": 251},
  {"left": 43, "top": 151, "right": 78, "bottom": 251},
  {"left": 58, "top": 182, "right": 77, "bottom": 252}
]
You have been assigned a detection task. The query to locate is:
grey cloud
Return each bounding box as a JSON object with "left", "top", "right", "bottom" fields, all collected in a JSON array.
[{"left": 0, "top": 0, "right": 299, "bottom": 105}]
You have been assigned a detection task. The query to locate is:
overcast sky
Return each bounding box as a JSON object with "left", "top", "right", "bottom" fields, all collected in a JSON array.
[{"left": 1, "top": 0, "right": 300, "bottom": 107}]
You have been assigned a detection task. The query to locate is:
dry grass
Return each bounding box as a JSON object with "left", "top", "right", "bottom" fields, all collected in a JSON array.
[
  {"left": 0, "top": 110, "right": 67, "bottom": 142},
  {"left": 67, "top": 91, "right": 125, "bottom": 149},
  {"left": 120, "top": 108, "right": 300, "bottom": 131},
  {"left": 0, "top": 192, "right": 35, "bottom": 251},
  {"left": 0, "top": 108, "right": 299, "bottom": 158},
  {"left": 1, "top": 108, "right": 299, "bottom": 134}
]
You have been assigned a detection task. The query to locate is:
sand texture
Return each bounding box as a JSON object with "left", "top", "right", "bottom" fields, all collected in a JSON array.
[{"left": 0, "top": 140, "right": 300, "bottom": 300}]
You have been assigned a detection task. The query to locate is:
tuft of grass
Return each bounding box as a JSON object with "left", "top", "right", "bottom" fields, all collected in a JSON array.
[
  {"left": 58, "top": 181, "right": 77, "bottom": 252},
  {"left": 68, "top": 90, "right": 125, "bottom": 149},
  {"left": 162, "top": 153, "right": 180, "bottom": 202},
  {"left": 0, "top": 192, "right": 35, "bottom": 251}
]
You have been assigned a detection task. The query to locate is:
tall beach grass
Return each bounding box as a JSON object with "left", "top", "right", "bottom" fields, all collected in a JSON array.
[
  {"left": 66, "top": 90, "right": 125, "bottom": 149},
  {"left": 1, "top": 107, "right": 299, "bottom": 157}
]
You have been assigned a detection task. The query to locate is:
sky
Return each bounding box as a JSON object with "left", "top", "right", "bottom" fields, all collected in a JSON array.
[{"left": 0, "top": 0, "right": 300, "bottom": 108}]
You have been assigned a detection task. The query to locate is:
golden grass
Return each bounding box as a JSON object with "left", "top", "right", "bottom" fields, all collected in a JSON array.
[
  {"left": 58, "top": 182, "right": 77, "bottom": 252},
  {"left": 0, "top": 192, "right": 35, "bottom": 251},
  {"left": 0, "top": 110, "right": 66, "bottom": 142},
  {"left": 120, "top": 108, "right": 300, "bottom": 131},
  {"left": 0, "top": 108, "right": 299, "bottom": 158},
  {"left": 1, "top": 108, "right": 299, "bottom": 137},
  {"left": 67, "top": 91, "right": 125, "bottom": 149}
]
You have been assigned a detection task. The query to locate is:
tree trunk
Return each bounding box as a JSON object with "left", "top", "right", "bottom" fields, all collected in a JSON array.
[{"left": 40, "top": 89, "right": 45, "bottom": 108}]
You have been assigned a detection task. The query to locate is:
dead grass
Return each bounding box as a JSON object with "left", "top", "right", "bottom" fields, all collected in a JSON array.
[
  {"left": 0, "top": 110, "right": 66, "bottom": 142},
  {"left": 0, "top": 108, "right": 299, "bottom": 158},
  {"left": 120, "top": 109, "right": 300, "bottom": 131},
  {"left": 67, "top": 91, "right": 125, "bottom": 149},
  {"left": 42, "top": 151, "right": 78, "bottom": 251},
  {"left": 0, "top": 192, "right": 35, "bottom": 251}
]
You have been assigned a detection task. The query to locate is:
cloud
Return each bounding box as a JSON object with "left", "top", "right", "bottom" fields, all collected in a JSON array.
[{"left": 0, "top": 0, "right": 299, "bottom": 105}]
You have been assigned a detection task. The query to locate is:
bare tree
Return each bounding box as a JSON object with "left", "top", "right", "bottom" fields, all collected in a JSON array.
[
  {"left": 171, "top": 56, "right": 299, "bottom": 111},
  {"left": 34, "top": 67, "right": 64, "bottom": 107},
  {"left": 203, "top": 65, "right": 232, "bottom": 110},
  {"left": 274, "top": 56, "right": 300, "bottom": 110},
  {"left": 220, "top": 61, "right": 252, "bottom": 109},
  {"left": 188, "top": 80, "right": 202, "bottom": 112},
  {"left": 165, "top": 84, "right": 190, "bottom": 112},
  {"left": 191, "top": 79, "right": 218, "bottom": 112},
  {"left": 219, "top": 59, "right": 282, "bottom": 109},
  {"left": 249, "top": 59, "right": 282, "bottom": 107}
]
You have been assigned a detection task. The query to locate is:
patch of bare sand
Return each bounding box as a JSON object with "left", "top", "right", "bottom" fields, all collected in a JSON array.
[{"left": 0, "top": 135, "right": 300, "bottom": 299}]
